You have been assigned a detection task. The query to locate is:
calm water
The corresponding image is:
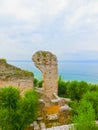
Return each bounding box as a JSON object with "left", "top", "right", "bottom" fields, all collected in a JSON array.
[{"left": 8, "top": 60, "right": 98, "bottom": 84}]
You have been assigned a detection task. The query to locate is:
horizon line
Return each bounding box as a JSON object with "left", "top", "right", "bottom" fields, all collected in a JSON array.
[{"left": 7, "top": 59, "right": 98, "bottom": 62}]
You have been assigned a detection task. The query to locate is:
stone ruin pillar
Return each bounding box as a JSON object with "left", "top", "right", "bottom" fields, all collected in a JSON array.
[{"left": 32, "top": 51, "right": 58, "bottom": 99}]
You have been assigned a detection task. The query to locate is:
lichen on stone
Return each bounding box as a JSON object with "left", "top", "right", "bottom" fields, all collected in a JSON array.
[{"left": 32, "top": 51, "right": 58, "bottom": 99}]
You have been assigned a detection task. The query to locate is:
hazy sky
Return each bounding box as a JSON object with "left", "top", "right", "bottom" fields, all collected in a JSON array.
[{"left": 0, "top": 0, "right": 98, "bottom": 60}]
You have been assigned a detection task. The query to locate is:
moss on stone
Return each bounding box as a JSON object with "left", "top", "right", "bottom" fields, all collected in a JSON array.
[
  {"left": 42, "top": 51, "right": 47, "bottom": 57},
  {"left": 0, "top": 58, "right": 34, "bottom": 79},
  {"left": 0, "top": 58, "right": 7, "bottom": 64}
]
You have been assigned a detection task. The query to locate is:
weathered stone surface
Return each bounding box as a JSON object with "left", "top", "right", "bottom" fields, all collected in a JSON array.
[
  {"left": 0, "top": 59, "right": 33, "bottom": 95},
  {"left": 32, "top": 51, "right": 58, "bottom": 99},
  {"left": 0, "top": 78, "right": 33, "bottom": 95},
  {"left": 43, "top": 124, "right": 74, "bottom": 130},
  {"left": 32, "top": 51, "right": 71, "bottom": 127},
  {"left": 47, "top": 114, "right": 58, "bottom": 121}
]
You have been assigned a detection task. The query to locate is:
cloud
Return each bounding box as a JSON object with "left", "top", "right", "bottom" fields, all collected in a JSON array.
[
  {"left": 65, "top": 0, "right": 98, "bottom": 30},
  {"left": 0, "top": 0, "right": 68, "bottom": 22},
  {"left": 0, "top": 0, "right": 98, "bottom": 60},
  {"left": 46, "top": 0, "right": 68, "bottom": 17}
]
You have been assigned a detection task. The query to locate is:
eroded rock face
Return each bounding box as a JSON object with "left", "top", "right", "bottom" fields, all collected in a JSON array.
[{"left": 32, "top": 51, "right": 58, "bottom": 99}]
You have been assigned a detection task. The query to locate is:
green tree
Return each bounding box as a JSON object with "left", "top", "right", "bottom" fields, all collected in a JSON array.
[{"left": 0, "top": 86, "right": 39, "bottom": 130}]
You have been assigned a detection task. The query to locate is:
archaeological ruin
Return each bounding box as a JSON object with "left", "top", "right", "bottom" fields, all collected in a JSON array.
[
  {"left": 32, "top": 51, "right": 71, "bottom": 129},
  {"left": 32, "top": 51, "right": 58, "bottom": 99},
  {"left": 0, "top": 52, "right": 71, "bottom": 129},
  {"left": 0, "top": 59, "right": 33, "bottom": 95}
]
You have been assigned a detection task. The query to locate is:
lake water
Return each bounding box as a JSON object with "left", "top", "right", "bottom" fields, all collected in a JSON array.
[{"left": 7, "top": 60, "right": 98, "bottom": 84}]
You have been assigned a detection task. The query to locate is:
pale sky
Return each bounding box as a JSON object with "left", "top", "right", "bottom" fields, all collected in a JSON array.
[{"left": 0, "top": 0, "right": 98, "bottom": 60}]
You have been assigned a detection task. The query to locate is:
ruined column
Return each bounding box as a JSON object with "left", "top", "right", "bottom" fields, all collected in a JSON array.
[{"left": 32, "top": 51, "right": 58, "bottom": 99}]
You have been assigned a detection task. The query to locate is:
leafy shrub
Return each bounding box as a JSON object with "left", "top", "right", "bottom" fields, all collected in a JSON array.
[
  {"left": 33, "top": 77, "right": 39, "bottom": 87},
  {"left": 82, "top": 91, "right": 98, "bottom": 120},
  {"left": 58, "top": 76, "right": 68, "bottom": 97},
  {"left": 0, "top": 86, "right": 39, "bottom": 130},
  {"left": 88, "top": 84, "right": 98, "bottom": 92},
  {"left": 58, "top": 79, "right": 98, "bottom": 101},
  {"left": 0, "top": 87, "right": 20, "bottom": 130},
  {"left": 38, "top": 80, "right": 43, "bottom": 88},
  {"left": 69, "top": 100, "right": 79, "bottom": 118},
  {"left": 73, "top": 99, "right": 97, "bottom": 130},
  {"left": 0, "top": 86, "right": 20, "bottom": 109},
  {"left": 66, "top": 81, "right": 89, "bottom": 101},
  {"left": 17, "top": 90, "right": 39, "bottom": 130}
]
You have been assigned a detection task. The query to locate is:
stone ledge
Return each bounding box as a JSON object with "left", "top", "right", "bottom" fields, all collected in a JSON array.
[
  {"left": 59, "top": 105, "right": 71, "bottom": 112},
  {"left": 47, "top": 114, "right": 58, "bottom": 121},
  {"left": 43, "top": 124, "right": 74, "bottom": 130}
]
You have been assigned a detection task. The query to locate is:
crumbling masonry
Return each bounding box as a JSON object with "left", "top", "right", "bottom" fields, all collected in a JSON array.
[
  {"left": 32, "top": 51, "right": 58, "bottom": 99},
  {"left": 32, "top": 51, "right": 71, "bottom": 129}
]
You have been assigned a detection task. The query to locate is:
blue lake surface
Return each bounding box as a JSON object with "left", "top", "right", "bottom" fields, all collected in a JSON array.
[{"left": 7, "top": 60, "right": 98, "bottom": 84}]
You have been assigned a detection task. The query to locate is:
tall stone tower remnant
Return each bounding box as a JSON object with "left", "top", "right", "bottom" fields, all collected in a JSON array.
[{"left": 32, "top": 51, "right": 58, "bottom": 99}]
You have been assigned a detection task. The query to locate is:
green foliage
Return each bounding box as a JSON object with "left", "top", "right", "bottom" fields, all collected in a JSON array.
[
  {"left": 38, "top": 80, "right": 43, "bottom": 88},
  {"left": 0, "top": 86, "right": 20, "bottom": 109},
  {"left": 33, "top": 77, "right": 39, "bottom": 87},
  {"left": 0, "top": 108, "right": 17, "bottom": 130},
  {"left": 73, "top": 99, "right": 97, "bottom": 130},
  {"left": 58, "top": 79, "right": 98, "bottom": 123},
  {"left": 58, "top": 76, "right": 68, "bottom": 97},
  {"left": 82, "top": 91, "right": 98, "bottom": 120},
  {"left": 66, "top": 80, "right": 89, "bottom": 101},
  {"left": 33, "top": 78, "right": 43, "bottom": 88},
  {"left": 58, "top": 79, "right": 98, "bottom": 101},
  {"left": 17, "top": 90, "right": 39, "bottom": 130},
  {"left": 88, "top": 84, "right": 98, "bottom": 92},
  {"left": 0, "top": 87, "right": 20, "bottom": 130},
  {"left": 0, "top": 86, "right": 39, "bottom": 130},
  {"left": 69, "top": 100, "right": 79, "bottom": 118}
]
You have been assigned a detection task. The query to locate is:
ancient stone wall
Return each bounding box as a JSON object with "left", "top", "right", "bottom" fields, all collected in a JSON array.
[
  {"left": 0, "top": 59, "right": 33, "bottom": 95},
  {"left": 0, "top": 78, "right": 33, "bottom": 95},
  {"left": 32, "top": 51, "right": 58, "bottom": 99}
]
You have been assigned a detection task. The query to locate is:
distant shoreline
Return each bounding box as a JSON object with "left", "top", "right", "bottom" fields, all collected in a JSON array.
[
  {"left": 7, "top": 60, "right": 98, "bottom": 84},
  {"left": 7, "top": 60, "right": 98, "bottom": 63}
]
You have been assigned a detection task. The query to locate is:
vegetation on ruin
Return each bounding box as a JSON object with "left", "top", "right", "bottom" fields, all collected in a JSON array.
[
  {"left": 42, "top": 51, "right": 47, "bottom": 57},
  {"left": 33, "top": 76, "right": 98, "bottom": 129},
  {"left": 0, "top": 86, "right": 39, "bottom": 130},
  {"left": 33, "top": 77, "right": 43, "bottom": 88},
  {"left": 36, "top": 51, "right": 53, "bottom": 63},
  {"left": 0, "top": 58, "right": 7, "bottom": 64},
  {"left": 0, "top": 59, "right": 34, "bottom": 78},
  {"left": 57, "top": 77, "right": 98, "bottom": 129}
]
